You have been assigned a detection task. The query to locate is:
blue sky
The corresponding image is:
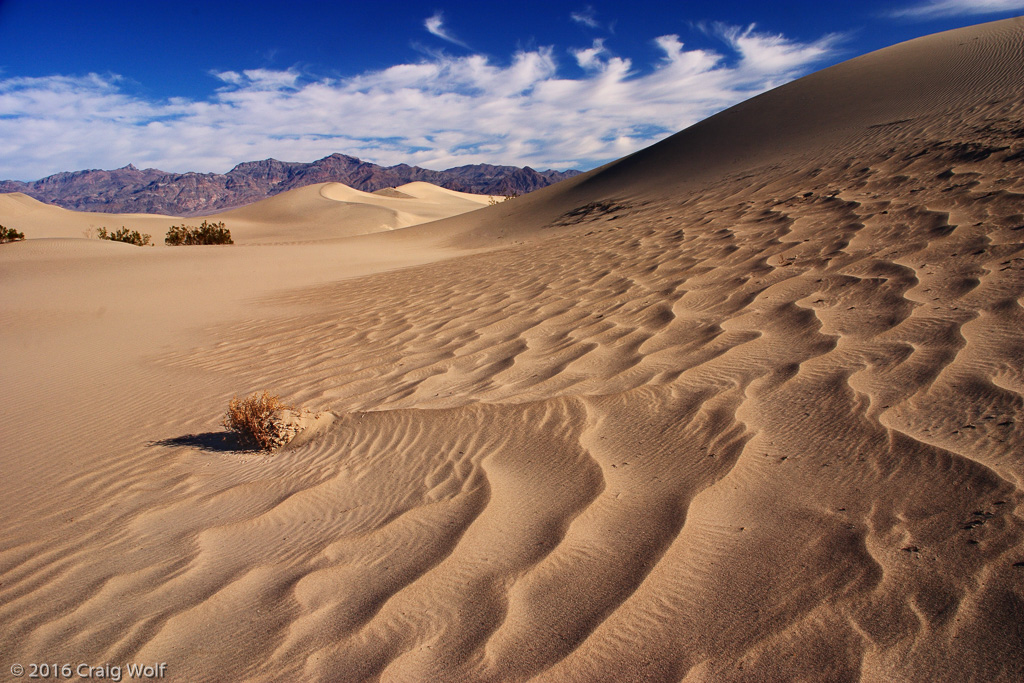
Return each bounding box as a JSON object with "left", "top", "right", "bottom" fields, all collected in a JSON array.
[{"left": 1, "top": 0, "right": 1023, "bottom": 180}]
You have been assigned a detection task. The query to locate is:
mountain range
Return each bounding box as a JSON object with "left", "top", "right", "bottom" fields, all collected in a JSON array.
[{"left": 0, "top": 154, "right": 581, "bottom": 216}]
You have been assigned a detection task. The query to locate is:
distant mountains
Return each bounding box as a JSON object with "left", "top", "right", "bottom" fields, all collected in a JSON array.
[{"left": 0, "top": 154, "right": 582, "bottom": 216}]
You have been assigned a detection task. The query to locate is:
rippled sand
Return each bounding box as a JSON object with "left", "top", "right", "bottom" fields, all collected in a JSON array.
[{"left": 2, "top": 17, "right": 1023, "bottom": 683}]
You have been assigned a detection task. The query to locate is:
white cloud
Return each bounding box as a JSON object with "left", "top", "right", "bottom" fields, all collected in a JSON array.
[
  {"left": 572, "top": 39, "right": 609, "bottom": 69},
  {"left": 718, "top": 24, "right": 840, "bottom": 80},
  {"left": 0, "top": 25, "right": 842, "bottom": 180},
  {"left": 424, "top": 11, "right": 470, "bottom": 48},
  {"left": 571, "top": 7, "right": 601, "bottom": 29},
  {"left": 892, "top": 0, "right": 1024, "bottom": 18}
]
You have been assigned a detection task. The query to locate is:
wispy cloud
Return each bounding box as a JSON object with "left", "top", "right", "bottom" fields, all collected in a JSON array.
[
  {"left": 0, "top": 25, "right": 842, "bottom": 180},
  {"left": 891, "top": 0, "right": 1024, "bottom": 18},
  {"left": 424, "top": 11, "right": 470, "bottom": 48},
  {"left": 571, "top": 7, "right": 601, "bottom": 29}
]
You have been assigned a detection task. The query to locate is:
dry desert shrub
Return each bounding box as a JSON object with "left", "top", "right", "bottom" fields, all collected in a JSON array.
[
  {"left": 487, "top": 191, "right": 520, "bottom": 206},
  {"left": 0, "top": 225, "right": 26, "bottom": 243},
  {"left": 96, "top": 226, "right": 152, "bottom": 246},
  {"left": 165, "top": 220, "right": 233, "bottom": 245},
  {"left": 223, "top": 391, "right": 292, "bottom": 450}
]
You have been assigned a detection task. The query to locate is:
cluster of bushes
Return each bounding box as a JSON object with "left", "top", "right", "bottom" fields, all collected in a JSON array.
[
  {"left": 0, "top": 225, "right": 25, "bottom": 243},
  {"left": 165, "top": 220, "right": 233, "bottom": 246},
  {"left": 1, "top": 221, "right": 233, "bottom": 246},
  {"left": 97, "top": 226, "right": 152, "bottom": 246}
]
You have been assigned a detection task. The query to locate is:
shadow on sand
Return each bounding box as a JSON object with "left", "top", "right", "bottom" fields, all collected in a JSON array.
[{"left": 148, "top": 431, "right": 251, "bottom": 453}]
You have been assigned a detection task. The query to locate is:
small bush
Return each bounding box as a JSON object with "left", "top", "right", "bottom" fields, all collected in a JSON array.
[
  {"left": 0, "top": 225, "right": 26, "bottom": 243},
  {"left": 97, "top": 226, "right": 151, "bottom": 246},
  {"left": 165, "top": 220, "right": 233, "bottom": 246},
  {"left": 223, "top": 391, "right": 292, "bottom": 450}
]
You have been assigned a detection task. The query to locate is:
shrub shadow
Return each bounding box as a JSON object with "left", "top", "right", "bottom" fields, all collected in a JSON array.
[{"left": 149, "top": 431, "right": 251, "bottom": 453}]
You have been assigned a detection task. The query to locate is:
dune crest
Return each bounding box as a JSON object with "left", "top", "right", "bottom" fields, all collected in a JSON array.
[{"left": 2, "top": 17, "right": 1024, "bottom": 683}]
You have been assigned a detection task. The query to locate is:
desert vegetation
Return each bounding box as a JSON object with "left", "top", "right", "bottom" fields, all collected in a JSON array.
[
  {"left": 488, "top": 191, "right": 520, "bottom": 206},
  {"left": 96, "top": 227, "right": 152, "bottom": 246},
  {"left": 164, "top": 220, "right": 233, "bottom": 246},
  {"left": 0, "top": 225, "right": 25, "bottom": 243},
  {"left": 223, "top": 391, "right": 293, "bottom": 451}
]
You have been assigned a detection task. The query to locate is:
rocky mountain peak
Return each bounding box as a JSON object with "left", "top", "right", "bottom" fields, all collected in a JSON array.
[{"left": 0, "top": 154, "right": 581, "bottom": 215}]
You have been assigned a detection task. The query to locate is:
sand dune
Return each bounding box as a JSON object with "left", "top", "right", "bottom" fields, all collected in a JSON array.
[
  {"left": 0, "top": 181, "right": 496, "bottom": 245},
  {"left": 219, "top": 182, "right": 495, "bottom": 244},
  {"left": 0, "top": 192, "right": 181, "bottom": 240},
  {"left": 2, "top": 17, "right": 1024, "bottom": 682}
]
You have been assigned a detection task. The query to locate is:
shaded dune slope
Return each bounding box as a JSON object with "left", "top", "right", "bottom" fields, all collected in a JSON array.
[
  {"left": 2, "top": 17, "right": 1024, "bottom": 683},
  {"left": 429, "top": 15, "right": 1024, "bottom": 247}
]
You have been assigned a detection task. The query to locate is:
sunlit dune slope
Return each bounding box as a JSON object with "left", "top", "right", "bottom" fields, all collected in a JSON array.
[
  {"left": 2, "top": 17, "right": 1024, "bottom": 683},
  {"left": 218, "top": 181, "right": 494, "bottom": 243},
  {"left": 0, "top": 192, "right": 180, "bottom": 239},
  {"left": 0, "top": 181, "right": 495, "bottom": 244}
]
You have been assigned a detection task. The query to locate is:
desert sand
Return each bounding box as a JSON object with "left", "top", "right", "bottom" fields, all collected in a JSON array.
[
  {"left": 2, "top": 17, "right": 1024, "bottom": 682},
  {"left": 0, "top": 181, "right": 497, "bottom": 243}
]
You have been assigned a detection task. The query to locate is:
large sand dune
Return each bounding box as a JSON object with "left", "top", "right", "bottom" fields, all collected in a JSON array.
[{"left": 2, "top": 17, "right": 1024, "bottom": 682}]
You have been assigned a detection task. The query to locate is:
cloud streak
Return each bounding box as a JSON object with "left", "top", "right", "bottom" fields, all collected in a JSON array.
[
  {"left": 424, "top": 12, "right": 470, "bottom": 48},
  {"left": 571, "top": 7, "right": 601, "bottom": 29},
  {"left": 0, "top": 24, "right": 841, "bottom": 180},
  {"left": 892, "top": 0, "right": 1024, "bottom": 18}
]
